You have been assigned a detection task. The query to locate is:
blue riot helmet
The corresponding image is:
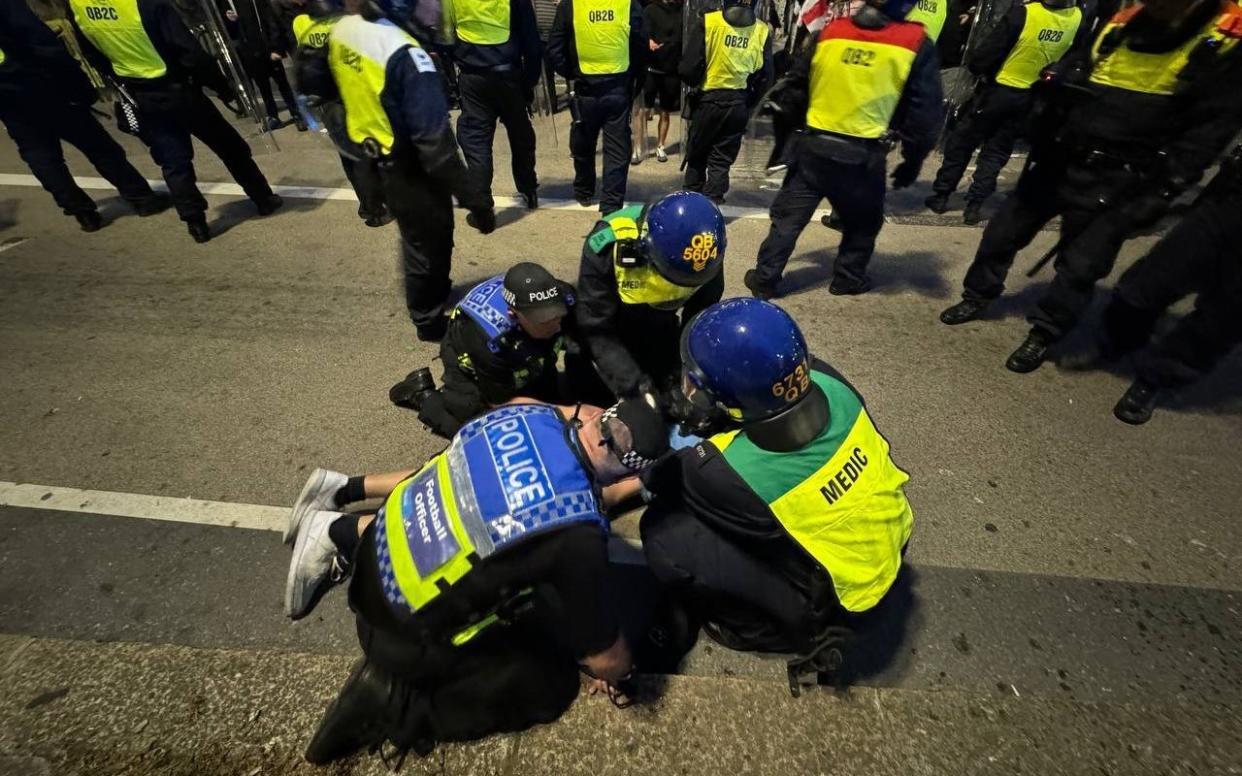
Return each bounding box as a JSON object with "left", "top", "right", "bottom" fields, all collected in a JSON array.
[
  {"left": 643, "top": 191, "right": 726, "bottom": 288},
  {"left": 681, "top": 298, "right": 812, "bottom": 422}
]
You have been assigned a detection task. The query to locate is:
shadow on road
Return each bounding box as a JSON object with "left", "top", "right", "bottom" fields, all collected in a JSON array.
[
  {"left": 208, "top": 195, "right": 327, "bottom": 238},
  {"left": 778, "top": 249, "right": 952, "bottom": 299},
  {"left": 0, "top": 198, "right": 19, "bottom": 232}
]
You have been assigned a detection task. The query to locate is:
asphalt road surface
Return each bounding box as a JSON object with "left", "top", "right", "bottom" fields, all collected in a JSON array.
[{"left": 0, "top": 111, "right": 1238, "bottom": 776}]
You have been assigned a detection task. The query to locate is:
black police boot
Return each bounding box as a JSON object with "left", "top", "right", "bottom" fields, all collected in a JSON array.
[
  {"left": 465, "top": 208, "right": 496, "bottom": 234},
  {"left": 924, "top": 193, "right": 950, "bottom": 214},
  {"left": 415, "top": 316, "right": 448, "bottom": 343},
  {"left": 295, "top": 116, "right": 309, "bottom": 132},
  {"left": 187, "top": 218, "right": 211, "bottom": 243},
  {"left": 364, "top": 212, "right": 394, "bottom": 228},
  {"left": 963, "top": 201, "right": 984, "bottom": 225},
  {"left": 1006, "top": 330, "right": 1052, "bottom": 373},
  {"left": 304, "top": 659, "right": 396, "bottom": 765},
  {"left": 254, "top": 193, "right": 284, "bottom": 216},
  {"left": 75, "top": 211, "right": 103, "bottom": 233},
  {"left": 520, "top": 190, "right": 538, "bottom": 210},
  {"left": 574, "top": 193, "right": 596, "bottom": 208},
  {"left": 828, "top": 276, "right": 872, "bottom": 296},
  {"left": 389, "top": 367, "right": 437, "bottom": 411},
  {"left": 1114, "top": 379, "right": 1160, "bottom": 425},
  {"left": 939, "top": 299, "right": 988, "bottom": 325},
  {"left": 743, "top": 269, "right": 778, "bottom": 301},
  {"left": 820, "top": 211, "right": 843, "bottom": 231},
  {"left": 133, "top": 193, "right": 171, "bottom": 217}
]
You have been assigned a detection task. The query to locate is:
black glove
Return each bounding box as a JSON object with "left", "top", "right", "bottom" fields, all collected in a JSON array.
[
  {"left": 890, "top": 159, "right": 921, "bottom": 190},
  {"left": 466, "top": 207, "right": 496, "bottom": 235}
]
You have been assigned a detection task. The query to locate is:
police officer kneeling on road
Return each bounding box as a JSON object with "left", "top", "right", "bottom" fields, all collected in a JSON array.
[
  {"left": 680, "top": 0, "right": 774, "bottom": 204},
  {"left": 570, "top": 191, "right": 726, "bottom": 408},
  {"left": 390, "top": 262, "right": 577, "bottom": 438},
  {"left": 640, "top": 298, "right": 914, "bottom": 685},
  {"left": 281, "top": 398, "right": 670, "bottom": 763},
  {"left": 939, "top": 0, "right": 1242, "bottom": 374},
  {"left": 744, "top": 0, "right": 943, "bottom": 299}
]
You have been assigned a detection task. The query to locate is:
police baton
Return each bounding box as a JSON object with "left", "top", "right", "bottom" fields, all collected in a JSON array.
[{"left": 1024, "top": 238, "right": 1063, "bottom": 278}]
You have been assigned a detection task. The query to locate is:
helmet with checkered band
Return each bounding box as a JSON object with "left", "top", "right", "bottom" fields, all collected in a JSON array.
[{"left": 644, "top": 192, "right": 726, "bottom": 287}]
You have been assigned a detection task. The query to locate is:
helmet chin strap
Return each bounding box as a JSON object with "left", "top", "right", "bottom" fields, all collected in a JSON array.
[{"left": 743, "top": 384, "right": 831, "bottom": 453}]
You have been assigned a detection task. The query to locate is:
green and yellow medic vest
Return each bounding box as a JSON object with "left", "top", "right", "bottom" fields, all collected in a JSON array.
[
  {"left": 444, "top": 0, "right": 511, "bottom": 45},
  {"left": 806, "top": 16, "right": 926, "bottom": 139},
  {"left": 374, "top": 404, "right": 606, "bottom": 634},
  {"left": 328, "top": 14, "right": 425, "bottom": 155},
  {"left": 994, "top": 3, "right": 1082, "bottom": 89},
  {"left": 573, "top": 0, "right": 631, "bottom": 75},
  {"left": 709, "top": 371, "right": 914, "bottom": 612},
  {"left": 588, "top": 206, "right": 700, "bottom": 309},
  {"left": 1089, "top": 2, "right": 1242, "bottom": 96},
  {"left": 68, "top": 0, "right": 167, "bottom": 79},
  {"left": 292, "top": 13, "right": 335, "bottom": 49},
  {"left": 904, "top": 0, "right": 947, "bottom": 43},
  {"left": 702, "top": 10, "right": 769, "bottom": 91}
]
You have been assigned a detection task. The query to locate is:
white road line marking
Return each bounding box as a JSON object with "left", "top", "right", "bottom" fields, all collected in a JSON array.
[
  {"left": 0, "top": 172, "right": 818, "bottom": 222},
  {"left": 0, "top": 480, "right": 647, "bottom": 561},
  {"left": 0, "top": 237, "right": 29, "bottom": 254}
]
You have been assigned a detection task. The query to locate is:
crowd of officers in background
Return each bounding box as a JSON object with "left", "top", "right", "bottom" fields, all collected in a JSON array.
[{"left": 0, "top": 0, "right": 1239, "bottom": 422}]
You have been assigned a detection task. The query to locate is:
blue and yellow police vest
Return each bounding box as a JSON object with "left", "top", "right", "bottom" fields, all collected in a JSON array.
[
  {"left": 328, "top": 14, "right": 427, "bottom": 154},
  {"left": 904, "top": 0, "right": 947, "bottom": 43},
  {"left": 68, "top": 0, "right": 167, "bottom": 79},
  {"left": 292, "top": 14, "right": 335, "bottom": 49},
  {"left": 588, "top": 206, "right": 700, "bottom": 308},
  {"left": 444, "top": 0, "right": 511, "bottom": 45},
  {"left": 702, "top": 10, "right": 769, "bottom": 91},
  {"left": 806, "top": 17, "right": 926, "bottom": 139},
  {"left": 573, "top": 0, "right": 631, "bottom": 75},
  {"left": 454, "top": 275, "right": 519, "bottom": 352},
  {"left": 708, "top": 370, "right": 914, "bottom": 612},
  {"left": 374, "top": 404, "right": 606, "bottom": 630},
  {"left": 994, "top": 3, "right": 1082, "bottom": 89},
  {"left": 1089, "top": 2, "right": 1242, "bottom": 96}
]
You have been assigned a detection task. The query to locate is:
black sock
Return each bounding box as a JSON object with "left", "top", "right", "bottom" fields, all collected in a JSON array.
[
  {"left": 334, "top": 475, "right": 367, "bottom": 508},
  {"left": 328, "top": 514, "right": 363, "bottom": 560}
]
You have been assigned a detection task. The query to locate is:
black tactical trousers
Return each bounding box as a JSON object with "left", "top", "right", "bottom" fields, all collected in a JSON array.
[
  {"left": 570, "top": 80, "right": 632, "bottom": 211},
  {"left": 380, "top": 157, "right": 456, "bottom": 329},
  {"left": 753, "top": 134, "right": 887, "bottom": 289},
  {"left": 1104, "top": 192, "right": 1242, "bottom": 389},
  {"left": 683, "top": 95, "right": 749, "bottom": 200},
  {"left": 932, "top": 84, "right": 1030, "bottom": 205},
  {"left": 456, "top": 70, "right": 538, "bottom": 208},
  {"left": 133, "top": 86, "right": 273, "bottom": 222},
  {"left": 961, "top": 156, "right": 1159, "bottom": 340},
  {"left": 1, "top": 100, "right": 154, "bottom": 216},
  {"left": 417, "top": 347, "right": 560, "bottom": 439}
]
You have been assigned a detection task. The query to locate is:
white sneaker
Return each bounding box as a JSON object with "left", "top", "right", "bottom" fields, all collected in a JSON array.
[
  {"left": 285, "top": 508, "right": 346, "bottom": 620},
  {"left": 655, "top": 146, "right": 668, "bottom": 163},
  {"left": 630, "top": 152, "right": 642, "bottom": 166},
  {"left": 285, "top": 468, "right": 348, "bottom": 545}
]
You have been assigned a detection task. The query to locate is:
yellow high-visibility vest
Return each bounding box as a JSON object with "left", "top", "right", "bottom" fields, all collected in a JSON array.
[
  {"left": 905, "top": 0, "right": 947, "bottom": 42},
  {"left": 292, "top": 14, "right": 335, "bottom": 49},
  {"left": 328, "top": 15, "right": 422, "bottom": 155},
  {"left": 702, "top": 9, "right": 769, "bottom": 91},
  {"left": 573, "top": 0, "right": 630, "bottom": 75},
  {"left": 587, "top": 207, "right": 700, "bottom": 307},
  {"left": 805, "top": 16, "right": 925, "bottom": 139},
  {"left": 0, "top": 44, "right": 6, "bottom": 67},
  {"left": 709, "top": 371, "right": 914, "bottom": 613},
  {"left": 67, "top": 0, "right": 167, "bottom": 79},
  {"left": 1089, "top": 2, "right": 1242, "bottom": 96},
  {"left": 995, "top": 3, "right": 1082, "bottom": 89},
  {"left": 444, "top": 0, "right": 511, "bottom": 45}
]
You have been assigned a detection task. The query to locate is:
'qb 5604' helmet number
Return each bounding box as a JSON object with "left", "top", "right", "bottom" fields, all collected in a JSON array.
[{"left": 683, "top": 233, "right": 719, "bottom": 271}]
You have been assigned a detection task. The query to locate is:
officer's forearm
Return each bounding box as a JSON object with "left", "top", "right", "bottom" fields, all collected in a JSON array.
[{"left": 584, "top": 333, "right": 645, "bottom": 396}]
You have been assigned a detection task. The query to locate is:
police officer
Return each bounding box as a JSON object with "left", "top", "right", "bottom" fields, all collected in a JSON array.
[
  {"left": 0, "top": 0, "right": 167, "bottom": 232},
  {"left": 547, "top": 0, "right": 646, "bottom": 211},
  {"left": 68, "top": 0, "right": 282, "bottom": 243},
  {"left": 641, "top": 299, "right": 913, "bottom": 664},
  {"left": 745, "top": 0, "right": 943, "bottom": 299},
  {"left": 318, "top": 0, "right": 496, "bottom": 341},
  {"left": 281, "top": 398, "right": 670, "bottom": 762},
  {"left": 390, "top": 262, "right": 577, "bottom": 438},
  {"left": 939, "top": 0, "right": 1242, "bottom": 374},
  {"left": 1068, "top": 149, "right": 1242, "bottom": 425},
  {"left": 679, "top": 0, "right": 773, "bottom": 203},
  {"left": 925, "top": 0, "right": 1085, "bottom": 225},
  {"left": 570, "top": 191, "right": 726, "bottom": 407},
  {"left": 904, "top": 0, "right": 949, "bottom": 43},
  {"left": 280, "top": 0, "right": 391, "bottom": 227},
  {"left": 442, "top": 0, "right": 543, "bottom": 210}
]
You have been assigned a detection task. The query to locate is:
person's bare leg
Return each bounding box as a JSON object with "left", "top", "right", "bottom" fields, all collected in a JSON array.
[
  {"left": 657, "top": 110, "right": 671, "bottom": 149},
  {"left": 361, "top": 470, "right": 416, "bottom": 500},
  {"left": 632, "top": 106, "right": 646, "bottom": 162}
]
